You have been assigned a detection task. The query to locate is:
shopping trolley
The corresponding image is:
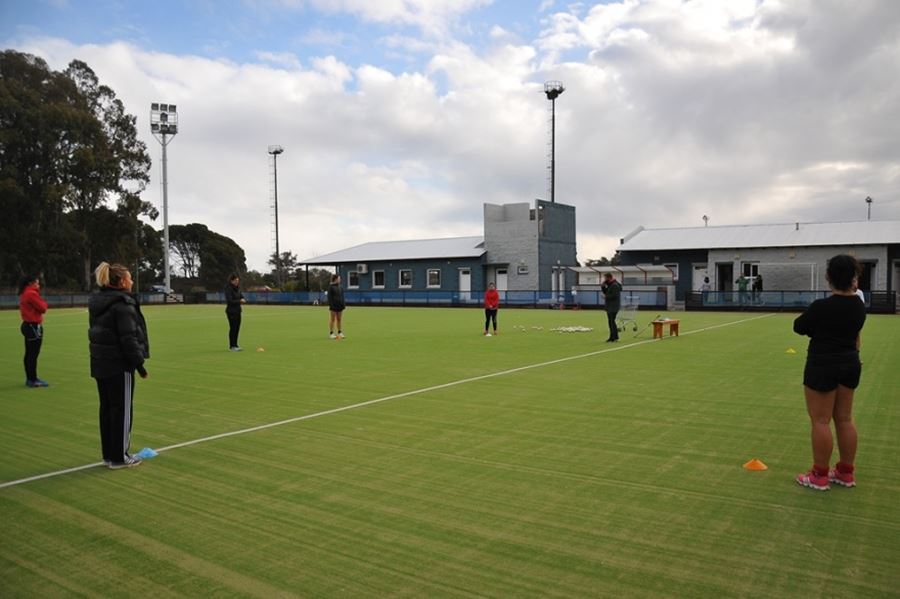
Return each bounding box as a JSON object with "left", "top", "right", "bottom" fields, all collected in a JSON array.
[{"left": 616, "top": 294, "right": 639, "bottom": 332}]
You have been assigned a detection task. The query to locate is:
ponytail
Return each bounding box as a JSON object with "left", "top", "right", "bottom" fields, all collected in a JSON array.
[{"left": 94, "top": 262, "right": 129, "bottom": 288}]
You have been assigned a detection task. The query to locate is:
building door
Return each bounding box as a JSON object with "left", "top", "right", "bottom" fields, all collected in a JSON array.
[
  {"left": 459, "top": 268, "right": 471, "bottom": 301},
  {"left": 716, "top": 263, "right": 733, "bottom": 292},
  {"left": 858, "top": 261, "right": 875, "bottom": 291},
  {"left": 496, "top": 268, "right": 508, "bottom": 291}
]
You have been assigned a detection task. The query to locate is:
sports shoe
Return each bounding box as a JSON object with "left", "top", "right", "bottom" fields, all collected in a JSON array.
[
  {"left": 107, "top": 454, "right": 142, "bottom": 469},
  {"left": 829, "top": 467, "right": 856, "bottom": 488},
  {"left": 337, "top": 332, "right": 345, "bottom": 339},
  {"left": 329, "top": 333, "right": 337, "bottom": 339},
  {"left": 25, "top": 379, "right": 49, "bottom": 388},
  {"left": 796, "top": 469, "right": 829, "bottom": 491},
  {"left": 229, "top": 346, "right": 242, "bottom": 352}
]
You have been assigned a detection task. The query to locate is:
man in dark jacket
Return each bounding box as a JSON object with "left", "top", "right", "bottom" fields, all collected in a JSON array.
[
  {"left": 224, "top": 273, "right": 246, "bottom": 351},
  {"left": 601, "top": 272, "right": 622, "bottom": 342},
  {"left": 89, "top": 262, "right": 149, "bottom": 469},
  {"left": 328, "top": 274, "right": 345, "bottom": 339}
]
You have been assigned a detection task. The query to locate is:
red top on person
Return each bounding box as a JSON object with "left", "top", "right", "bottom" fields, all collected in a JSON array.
[
  {"left": 19, "top": 283, "right": 48, "bottom": 324},
  {"left": 484, "top": 287, "right": 500, "bottom": 310}
]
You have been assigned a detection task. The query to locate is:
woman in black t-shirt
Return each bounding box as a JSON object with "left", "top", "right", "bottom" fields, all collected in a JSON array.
[{"left": 792, "top": 255, "right": 866, "bottom": 491}]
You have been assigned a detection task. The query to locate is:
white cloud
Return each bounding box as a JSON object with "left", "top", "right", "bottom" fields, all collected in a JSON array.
[{"left": 7, "top": 0, "right": 900, "bottom": 272}]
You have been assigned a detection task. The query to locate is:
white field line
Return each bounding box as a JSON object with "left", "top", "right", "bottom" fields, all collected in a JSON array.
[{"left": 0, "top": 313, "right": 775, "bottom": 490}]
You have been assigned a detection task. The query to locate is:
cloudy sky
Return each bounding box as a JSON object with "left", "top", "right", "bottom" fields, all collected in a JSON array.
[{"left": 3, "top": 0, "right": 899, "bottom": 271}]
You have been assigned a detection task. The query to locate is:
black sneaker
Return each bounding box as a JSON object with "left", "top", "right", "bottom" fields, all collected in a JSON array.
[{"left": 107, "top": 454, "right": 142, "bottom": 469}]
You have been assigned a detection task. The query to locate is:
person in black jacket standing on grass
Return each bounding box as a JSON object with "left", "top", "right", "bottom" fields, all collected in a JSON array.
[
  {"left": 601, "top": 272, "right": 622, "bottom": 342},
  {"left": 328, "top": 273, "right": 345, "bottom": 339},
  {"left": 225, "top": 273, "right": 246, "bottom": 351},
  {"left": 88, "top": 262, "right": 149, "bottom": 469}
]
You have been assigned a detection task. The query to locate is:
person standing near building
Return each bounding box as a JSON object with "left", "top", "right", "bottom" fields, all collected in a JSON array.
[
  {"left": 484, "top": 282, "right": 499, "bottom": 336},
  {"left": 328, "top": 273, "right": 345, "bottom": 339},
  {"left": 19, "top": 275, "right": 49, "bottom": 387},
  {"left": 88, "top": 262, "right": 149, "bottom": 469},
  {"left": 752, "top": 274, "right": 764, "bottom": 304},
  {"left": 736, "top": 275, "right": 749, "bottom": 305},
  {"left": 224, "top": 273, "right": 246, "bottom": 351},
  {"left": 793, "top": 254, "right": 866, "bottom": 491},
  {"left": 601, "top": 272, "right": 622, "bottom": 342}
]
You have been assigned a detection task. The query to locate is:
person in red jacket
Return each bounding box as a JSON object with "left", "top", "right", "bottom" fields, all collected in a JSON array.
[
  {"left": 484, "top": 282, "right": 500, "bottom": 336},
  {"left": 18, "top": 275, "right": 49, "bottom": 387}
]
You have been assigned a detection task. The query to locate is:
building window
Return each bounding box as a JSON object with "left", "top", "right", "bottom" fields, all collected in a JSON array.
[
  {"left": 664, "top": 263, "right": 679, "bottom": 281},
  {"left": 399, "top": 269, "right": 412, "bottom": 288},
  {"left": 373, "top": 270, "right": 385, "bottom": 288},
  {"left": 742, "top": 262, "right": 759, "bottom": 277},
  {"left": 517, "top": 264, "right": 529, "bottom": 275},
  {"left": 427, "top": 269, "right": 441, "bottom": 288},
  {"left": 348, "top": 271, "right": 359, "bottom": 288}
]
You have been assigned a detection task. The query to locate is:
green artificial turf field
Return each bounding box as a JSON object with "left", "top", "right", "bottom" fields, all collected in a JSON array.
[{"left": 1, "top": 305, "right": 899, "bottom": 597}]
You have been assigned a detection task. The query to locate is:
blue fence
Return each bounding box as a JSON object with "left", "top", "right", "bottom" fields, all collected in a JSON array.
[{"left": 205, "top": 289, "right": 670, "bottom": 309}]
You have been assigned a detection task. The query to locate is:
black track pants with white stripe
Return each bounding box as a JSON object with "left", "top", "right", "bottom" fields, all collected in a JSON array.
[{"left": 96, "top": 371, "right": 135, "bottom": 463}]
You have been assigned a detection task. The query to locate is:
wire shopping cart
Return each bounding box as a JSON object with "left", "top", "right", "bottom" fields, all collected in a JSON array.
[{"left": 616, "top": 294, "right": 639, "bottom": 333}]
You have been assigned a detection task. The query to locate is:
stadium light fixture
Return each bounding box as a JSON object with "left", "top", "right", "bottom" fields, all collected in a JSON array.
[
  {"left": 544, "top": 81, "right": 565, "bottom": 204},
  {"left": 268, "top": 145, "right": 284, "bottom": 288},
  {"left": 150, "top": 102, "right": 179, "bottom": 295}
]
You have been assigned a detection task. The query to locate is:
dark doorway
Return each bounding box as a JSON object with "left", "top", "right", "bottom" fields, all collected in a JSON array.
[
  {"left": 716, "top": 263, "right": 733, "bottom": 292},
  {"left": 858, "top": 262, "right": 875, "bottom": 291}
]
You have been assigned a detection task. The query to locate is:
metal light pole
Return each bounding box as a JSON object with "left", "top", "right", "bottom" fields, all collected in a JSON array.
[
  {"left": 544, "top": 81, "right": 565, "bottom": 204},
  {"left": 268, "top": 145, "right": 284, "bottom": 288},
  {"left": 150, "top": 103, "right": 178, "bottom": 294},
  {"left": 865, "top": 196, "right": 873, "bottom": 220}
]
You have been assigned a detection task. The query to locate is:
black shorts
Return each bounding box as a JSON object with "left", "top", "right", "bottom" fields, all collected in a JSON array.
[{"left": 803, "top": 355, "right": 862, "bottom": 392}]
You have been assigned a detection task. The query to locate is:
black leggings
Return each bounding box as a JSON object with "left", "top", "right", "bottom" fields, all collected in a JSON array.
[
  {"left": 227, "top": 313, "right": 241, "bottom": 348},
  {"left": 484, "top": 309, "right": 498, "bottom": 332},
  {"left": 21, "top": 322, "right": 43, "bottom": 381}
]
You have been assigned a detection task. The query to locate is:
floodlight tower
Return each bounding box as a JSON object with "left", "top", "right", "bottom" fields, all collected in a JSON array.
[
  {"left": 865, "top": 196, "right": 873, "bottom": 220},
  {"left": 150, "top": 103, "right": 178, "bottom": 294},
  {"left": 544, "top": 81, "right": 565, "bottom": 204},
  {"left": 268, "top": 145, "right": 284, "bottom": 288}
]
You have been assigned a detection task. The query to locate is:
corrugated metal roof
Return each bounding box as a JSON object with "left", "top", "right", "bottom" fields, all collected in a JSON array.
[
  {"left": 302, "top": 236, "right": 485, "bottom": 264},
  {"left": 618, "top": 221, "right": 900, "bottom": 251}
]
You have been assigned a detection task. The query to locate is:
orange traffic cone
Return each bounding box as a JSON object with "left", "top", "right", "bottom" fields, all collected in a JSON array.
[{"left": 742, "top": 458, "right": 768, "bottom": 471}]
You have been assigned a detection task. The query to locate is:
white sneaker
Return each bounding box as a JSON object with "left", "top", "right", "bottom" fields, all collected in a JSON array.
[
  {"left": 485, "top": 333, "right": 492, "bottom": 337},
  {"left": 329, "top": 333, "right": 337, "bottom": 339},
  {"left": 337, "top": 332, "right": 345, "bottom": 339}
]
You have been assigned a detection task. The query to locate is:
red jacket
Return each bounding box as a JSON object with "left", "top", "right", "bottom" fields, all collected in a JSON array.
[
  {"left": 19, "top": 285, "right": 48, "bottom": 324},
  {"left": 484, "top": 288, "right": 500, "bottom": 309}
]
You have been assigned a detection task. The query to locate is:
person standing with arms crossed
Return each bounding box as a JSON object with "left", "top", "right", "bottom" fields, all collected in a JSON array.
[
  {"left": 19, "top": 275, "right": 49, "bottom": 387},
  {"left": 484, "top": 282, "right": 499, "bottom": 336},
  {"left": 88, "top": 262, "right": 149, "bottom": 469},
  {"left": 601, "top": 272, "right": 622, "bottom": 342},
  {"left": 328, "top": 273, "right": 345, "bottom": 339},
  {"left": 793, "top": 254, "right": 866, "bottom": 491},
  {"left": 225, "top": 273, "right": 246, "bottom": 351}
]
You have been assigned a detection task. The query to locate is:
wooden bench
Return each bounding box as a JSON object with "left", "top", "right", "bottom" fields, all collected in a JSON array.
[{"left": 652, "top": 319, "right": 680, "bottom": 339}]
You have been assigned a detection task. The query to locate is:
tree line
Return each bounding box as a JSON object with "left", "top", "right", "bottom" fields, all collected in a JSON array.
[{"left": 1, "top": 50, "right": 332, "bottom": 294}]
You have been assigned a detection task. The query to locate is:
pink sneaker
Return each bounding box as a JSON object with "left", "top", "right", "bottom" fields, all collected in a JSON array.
[
  {"left": 796, "top": 469, "right": 830, "bottom": 491},
  {"left": 828, "top": 468, "right": 856, "bottom": 488}
]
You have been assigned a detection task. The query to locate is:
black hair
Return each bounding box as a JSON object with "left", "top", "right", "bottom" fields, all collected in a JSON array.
[
  {"left": 228, "top": 273, "right": 240, "bottom": 283},
  {"left": 826, "top": 254, "right": 861, "bottom": 292},
  {"left": 18, "top": 275, "right": 38, "bottom": 295}
]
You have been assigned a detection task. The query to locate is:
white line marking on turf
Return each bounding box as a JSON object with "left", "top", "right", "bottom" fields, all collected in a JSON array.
[{"left": 0, "top": 313, "right": 774, "bottom": 490}]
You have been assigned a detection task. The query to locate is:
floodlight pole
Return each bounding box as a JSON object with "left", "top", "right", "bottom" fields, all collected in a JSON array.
[
  {"left": 268, "top": 145, "right": 284, "bottom": 288},
  {"left": 865, "top": 196, "right": 873, "bottom": 221},
  {"left": 150, "top": 103, "right": 178, "bottom": 295},
  {"left": 544, "top": 81, "right": 565, "bottom": 204}
]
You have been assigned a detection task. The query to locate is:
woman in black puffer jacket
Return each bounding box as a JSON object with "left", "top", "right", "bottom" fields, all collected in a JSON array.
[{"left": 88, "top": 262, "right": 149, "bottom": 469}]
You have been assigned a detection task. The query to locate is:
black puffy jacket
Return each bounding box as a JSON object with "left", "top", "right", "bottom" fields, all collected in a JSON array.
[{"left": 88, "top": 288, "right": 150, "bottom": 379}]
